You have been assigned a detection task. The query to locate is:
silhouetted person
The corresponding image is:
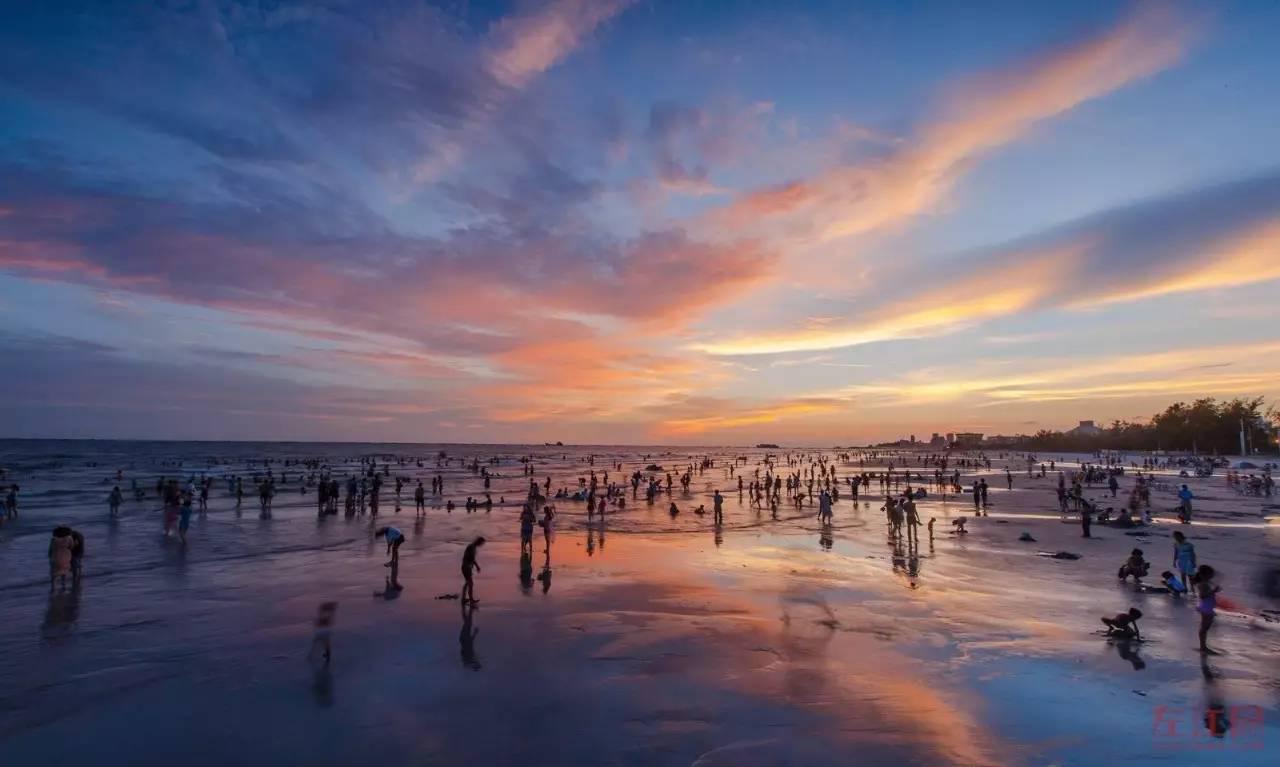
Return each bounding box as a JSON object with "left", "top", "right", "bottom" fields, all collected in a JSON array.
[{"left": 461, "top": 536, "right": 485, "bottom": 605}]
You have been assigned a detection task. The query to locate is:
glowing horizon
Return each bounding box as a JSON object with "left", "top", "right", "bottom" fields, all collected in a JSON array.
[{"left": 2, "top": 1, "right": 1278, "bottom": 444}]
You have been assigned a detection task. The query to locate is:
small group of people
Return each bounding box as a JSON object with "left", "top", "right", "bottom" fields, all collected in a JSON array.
[
  {"left": 1107, "top": 530, "right": 1222, "bottom": 653},
  {"left": 518, "top": 504, "right": 555, "bottom": 554}
]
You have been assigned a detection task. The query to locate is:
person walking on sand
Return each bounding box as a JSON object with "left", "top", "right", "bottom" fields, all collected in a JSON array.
[
  {"left": 1080, "top": 502, "right": 1092, "bottom": 538},
  {"left": 5, "top": 484, "right": 19, "bottom": 520},
  {"left": 461, "top": 536, "right": 485, "bottom": 605},
  {"left": 1172, "top": 531, "right": 1196, "bottom": 591}
]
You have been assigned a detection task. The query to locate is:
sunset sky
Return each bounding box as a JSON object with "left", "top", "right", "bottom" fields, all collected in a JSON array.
[{"left": 2, "top": 1, "right": 1278, "bottom": 444}]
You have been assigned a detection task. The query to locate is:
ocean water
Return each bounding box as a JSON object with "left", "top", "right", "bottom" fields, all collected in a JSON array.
[{"left": 2, "top": 440, "right": 1277, "bottom": 767}]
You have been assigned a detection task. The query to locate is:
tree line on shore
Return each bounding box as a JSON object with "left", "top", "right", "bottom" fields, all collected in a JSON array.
[{"left": 1025, "top": 397, "right": 1278, "bottom": 455}]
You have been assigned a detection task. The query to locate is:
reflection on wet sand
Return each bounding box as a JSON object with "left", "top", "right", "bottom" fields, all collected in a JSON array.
[
  {"left": 460, "top": 601, "right": 480, "bottom": 671},
  {"left": 1, "top": 444, "right": 1277, "bottom": 766}
]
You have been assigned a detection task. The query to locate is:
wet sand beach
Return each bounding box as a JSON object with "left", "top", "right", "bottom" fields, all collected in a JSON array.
[{"left": 1, "top": 441, "right": 1277, "bottom": 766}]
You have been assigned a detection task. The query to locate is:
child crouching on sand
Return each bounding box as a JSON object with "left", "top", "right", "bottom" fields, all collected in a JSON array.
[
  {"left": 1117, "top": 548, "right": 1150, "bottom": 582},
  {"left": 1101, "top": 608, "right": 1142, "bottom": 639}
]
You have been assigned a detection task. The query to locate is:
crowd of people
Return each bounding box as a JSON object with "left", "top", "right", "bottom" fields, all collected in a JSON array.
[{"left": 3, "top": 445, "right": 1265, "bottom": 672}]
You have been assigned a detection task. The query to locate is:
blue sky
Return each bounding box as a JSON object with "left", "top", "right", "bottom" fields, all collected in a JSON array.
[{"left": 1, "top": 0, "right": 1278, "bottom": 443}]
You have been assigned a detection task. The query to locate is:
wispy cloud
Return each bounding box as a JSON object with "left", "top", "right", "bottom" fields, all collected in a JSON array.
[
  {"left": 709, "top": 4, "right": 1195, "bottom": 243},
  {"left": 695, "top": 171, "right": 1280, "bottom": 355}
]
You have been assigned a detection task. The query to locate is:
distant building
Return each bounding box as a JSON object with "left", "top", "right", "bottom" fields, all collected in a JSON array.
[
  {"left": 984, "top": 434, "right": 1025, "bottom": 447},
  {"left": 945, "top": 433, "right": 955, "bottom": 445},
  {"left": 909, "top": 434, "right": 916, "bottom": 444},
  {"left": 953, "top": 432, "right": 984, "bottom": 447},
  {"left": 930, "top": 433, "right": 947, "bottom": 447},
  {"left": 1068, "top": 420, "right": 1103, "bottom": 437}
]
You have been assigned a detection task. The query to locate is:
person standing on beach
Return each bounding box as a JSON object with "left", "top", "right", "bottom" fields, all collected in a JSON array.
[
  {"left": 48, "top": 527, "right": 73, "bottom": 591},
  {"left": 904, "top": 497, "right": 921, "bottom": 542},
  {"left": 414, "top": 480, "right": 425, "bottom": 515},
  {"left": 519, "top": 504, "right": 536, "bottom": 554},
  {"left": 1172, "top": 531, "right": 1196, "bottom": 591},
  {"left": 178, "top": 487, "right": 194, "bottom": 543},
  {"left": 108, "top": 485, "right": 123, "bottom": 516},
  {"left": 162, "top": 480, "right": 179, "bottom": 537},
  {"left": 979, "top": 479, "right": 989, "bottom": 510},
  {"left": 1080, "top": 502, "right": 1092, "bottom": 538},
  {"left": 1177, "top": 485, "right": 1194, "bottom": 523},
  {"left": 461, "top": 536, "right": 485, "bottom": 605},
  {"left": 69, "top": 527, "right": 86, "bottom": 582},
  {"left": 1194, "top": 565, "right": 1220, "bottom": 654},
  {"left": 540, "top": 506, "right": 556, "bottom": 554},
  {"left": 713, "top": 490, "right": 725, "bottom": 525},
  {"left": 5, "top": 484, "right": 18, "bottom": 520}
]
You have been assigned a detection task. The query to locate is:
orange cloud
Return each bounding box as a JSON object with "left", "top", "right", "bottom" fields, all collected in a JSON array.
[
  {"left": 834, "top": 340, "right": 1280, "bottom": 408},
  {"left": 692, "top": 245, "right": 1080, "bottom": 355},
  {"left": 1069, "top": 217, "right": 1280, "bottom": 308},
  {"left": 486, "top": 0, "right": 635, "bottom": 89},
  {"left": 709, "top": 5, "right": 1194, "bottom": 243},
  {"left": 657, "top": 398, "right": 845, "bottom": 436}
]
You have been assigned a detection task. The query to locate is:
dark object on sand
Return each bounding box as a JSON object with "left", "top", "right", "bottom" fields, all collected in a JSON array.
[
  {"left": 645, "top": 464, "right": 662, "bottom": 472},
  {"left": 436, "top": 593, "right": 461, "bottom": 600},
  {"left": 1018, "top": 532, "right": 1037, "bottom": 542},
  {"left": 755, "top": 443, "right": 780, "bottom": 449},
  {"left": 1038, "top": 551, "right": 1081, "bottom": 560}
]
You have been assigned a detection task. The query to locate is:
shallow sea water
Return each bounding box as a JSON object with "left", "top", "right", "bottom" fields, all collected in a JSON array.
[{"left": 1, "top": 441, "right": 1277, "bottom": 766}]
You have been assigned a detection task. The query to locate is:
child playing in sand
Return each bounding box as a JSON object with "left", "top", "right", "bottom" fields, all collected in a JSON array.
[
  {"left": 376, "top": 526, "right": 405, "bottom": 567},
  {"left": 1117, "top": 548, "right": 1150, "bottom": 581},
  {"left": 1161, "top": 570, "right": 1188, "bottom": 595},
  {"left": 1101, "top": 608, "right": 1143, "bottom": 639}
]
